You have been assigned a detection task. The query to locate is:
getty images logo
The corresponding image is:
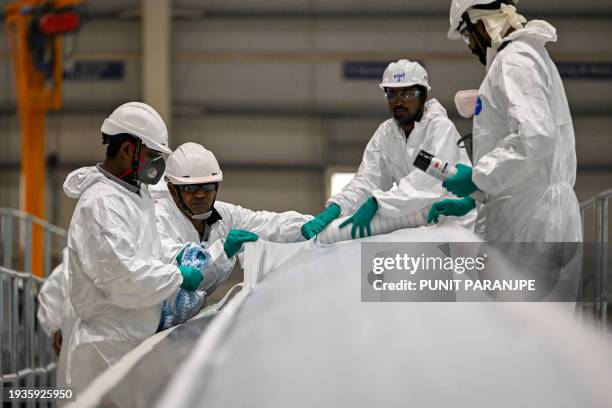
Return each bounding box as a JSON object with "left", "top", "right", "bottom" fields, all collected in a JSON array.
[{"left": 393, "top": 72, "right": 405, "bottom": 82}]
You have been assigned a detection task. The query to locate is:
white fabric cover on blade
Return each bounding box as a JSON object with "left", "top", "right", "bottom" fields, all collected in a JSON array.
[
  {"left": 155, "top": 226, "right": 610, "bottom": 408},
  {"left": 317, "top": 209, "right": 427, "bottom": 244}
]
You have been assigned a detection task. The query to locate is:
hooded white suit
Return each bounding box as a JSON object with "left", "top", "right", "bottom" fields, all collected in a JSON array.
[
  {"left": 151, "top": 181, "right": 312, "bottom": 294},
  {"left": 62, "top": 166, "right": 182, "bottom": 393},
  {"left": 472, "top": 20, "right": 582, "bottom": 242},
  {"left": 327, "top": 99, "right": 475, "bottom": 228}
]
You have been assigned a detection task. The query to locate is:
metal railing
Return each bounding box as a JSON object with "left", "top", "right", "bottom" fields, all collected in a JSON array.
[
  {"left": 0, "top": 207, "right": 67, "bottom": 392},
  {"left": 579, "top": 188, "right": 612, "bottom": 334}
]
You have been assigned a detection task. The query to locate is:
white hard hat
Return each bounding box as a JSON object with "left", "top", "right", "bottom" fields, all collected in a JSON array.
[
  {"left": 101, "top": 102, "right": 172, "bottom": 155},
  {"left": 379, "top": 60, "right": 431, "bottom": 91},
  {"left": 165, "top": 142, "right": 223, "bottom": 185},
  {"left": 447, "top": 0, "right": 517, "bottom": 40}
]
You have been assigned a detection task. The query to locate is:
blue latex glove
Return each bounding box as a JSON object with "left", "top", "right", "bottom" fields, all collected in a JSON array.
[
  {"left": 442, "top": 164, "right": 478, "bottom": 197},
  {"left": 178, "top": 244, "right": 209, "bottom": 269},
  {"left": 158, "top": 288, "right": 206, "bottom": 331},
  {"left": 224, "top": 229, "right": 259, "bottom": 258},
  {"left": 301, "top": 203, "right": 341, "bottom": 239},
  {"left": 178, "top": 265, "right": 203, "bottom": 291},
  {"left": 159, "top": 243, "right": 211, "bottom": 331},
  {"left": 426, "top": 196, "right": 476, "bottom": 224},
  {"left": 339, "top": 197, "right": 378, "bottom": 239}
]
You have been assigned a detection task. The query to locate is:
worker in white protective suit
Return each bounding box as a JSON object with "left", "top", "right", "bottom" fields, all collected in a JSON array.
[
  {"left": 301, "top": 59, "right": 474, "bottom": 240},
  {"left": 152, "top": 142, "right": 313, "bottom": 294},
  {"left": 62, "top": 102, "right": 206, "bottom": 394},
  {"left": 432, "top": 0, "right": 582, "bottom": 243},
  {"left": 37, "top": 249, "right": 76, "bottom": 385}
]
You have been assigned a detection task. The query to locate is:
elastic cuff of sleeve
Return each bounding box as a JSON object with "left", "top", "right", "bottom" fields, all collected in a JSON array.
[{"left": 471, "top": 169, "right": 492, "bottom": 194}]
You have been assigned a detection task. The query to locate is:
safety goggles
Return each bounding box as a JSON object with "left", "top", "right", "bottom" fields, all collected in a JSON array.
[
  {"left": 176, "top": 183, "right": 218, "bottom": 193},
  {"left": 384, "top": 88, "right": 422, "bottom": 103},
  {"left": 460, "top": 27, "right": 472, "bottom": 45},
  {"left": 458, "top": 13, "right": 475, "bottom": 45}
]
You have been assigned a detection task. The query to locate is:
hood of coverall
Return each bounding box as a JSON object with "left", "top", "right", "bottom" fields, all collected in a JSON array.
[
  {"left": 419, "top": 98, "right": 449, "bottom": 124},
  {"left": 504, "top": 20, "right": 557, "bottom": 45},
  {"left": 483, "top": 20, "right": 557, "bottom": 70},
  {"left": 63, "top": 166, "right": 106, "bottom": 199},
  {"left": 396, "top": 98, "right": 451, "bottom": 141}
]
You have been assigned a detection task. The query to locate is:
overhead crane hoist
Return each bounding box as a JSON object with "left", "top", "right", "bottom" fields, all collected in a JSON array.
[{"left": 5, "top": 0, "right": 84, "bottom": 276}]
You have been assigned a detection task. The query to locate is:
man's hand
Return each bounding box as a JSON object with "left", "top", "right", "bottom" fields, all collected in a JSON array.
[
  {"left": 224, "top": 230, "right": 259, "bottom": 258},
  {"left": 426, "top": 197, "right": 476, "bottom": 224},
  {"left": 53, "top": 330, "right": 62, "bottom": 356},
  {"left": 442, "top": 164, "right": 478, "bottom": 197},
  {"left": 301, "top": 203, "right": 341, "bottom": 239},
  {"left": 339, "top": 197, "right": 378, "bottom": 239}
]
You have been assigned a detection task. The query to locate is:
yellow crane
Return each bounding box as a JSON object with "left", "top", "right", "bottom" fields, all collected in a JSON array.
[{"left": 5, "top": 0, "right": 84, "bottom": 276}]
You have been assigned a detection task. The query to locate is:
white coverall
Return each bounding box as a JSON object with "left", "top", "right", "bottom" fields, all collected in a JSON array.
[
  {"left": 37, "top": 249, "right": 71, "bottom": 339},
  {"left": 62, "top": 166, "right": 183, "bottom": 394},
  {"left": 151, "top": 182, "right": 313, "bottom": 294},
  {"left": 327, "top": 98, "right": 475, "bottom": 228},
  {"left": 36, "top": 249, "right": 76, "bottom": 387},
  {"left": 472, "top": 20, "right": 582, "bottom": 242}
]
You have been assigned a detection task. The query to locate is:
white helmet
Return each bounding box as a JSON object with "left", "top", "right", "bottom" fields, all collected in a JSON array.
[
  {"left": 447, "top": 0, "right": 517, "bottom": 40},
  {"left": 379, "top": 60, "right": 431, "bottom": 91},
  {"left": 101, "top": 102, "right": 172, "bottom": 155},
  {"left": 165, "top": 142, "right": 223, "bottom": 185}
]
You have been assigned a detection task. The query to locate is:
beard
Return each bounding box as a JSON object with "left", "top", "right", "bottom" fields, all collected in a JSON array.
[
  {"left": 393, "top": 106, "right": 423, "bottom": 126},
  {"left": 473, "top": 47, "right": 487, "bottom": 66},
  {"left": 471, "top": 32, "right": 491, "bottom": 66}
]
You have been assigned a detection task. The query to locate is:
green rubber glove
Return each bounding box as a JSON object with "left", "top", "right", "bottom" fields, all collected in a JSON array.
[
  {"left": 301, "top": 203, "right": 341, "bottom": 239},
  {"left": 426, "top": 196, "right": 476, "bottom": 224},
  {"left": 442, "top": 163, "right": 478, "bottom": 197},
  {"left": 224, "top": 229, "right": 259, "bottom": 258},
  {"left": 176, "top": 247, "right": 185, "bottom": 264},
  {"left": 339, "top": 197, "right": 378, "bottom": 239},
  {"left": 178, "top": 265, "right": 202, "bottom": 291}
]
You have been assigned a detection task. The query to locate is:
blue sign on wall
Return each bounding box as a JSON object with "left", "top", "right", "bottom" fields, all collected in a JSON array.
[
  {"left": 343, "top": 61, "right": 391, "bottom": 80},
  {"left": 343, "top": 61, "right": 428, "bottom": 80},
  {"left": 64, "top": 60, "right": 125, "bottom": 81},
  {"left": 556, "top": 62, "right": 612, "bottom": 80},
  {"left": 344, "top": 60, "right": 612, "bottom": 81}
]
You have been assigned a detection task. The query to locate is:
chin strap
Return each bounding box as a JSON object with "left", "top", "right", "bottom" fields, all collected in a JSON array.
[
  {"left": 118, "top": 139, "right": 142, "bottom": 185},
  {"left": 117, "top": 168, "right": 133, "bottom": 180},
  {"left": 170, "top": 185, "right": 217, "bottom": 223},
  {"left": 192, "top": 211, "right": 213, "bottom": 220},
  {"left": 172, "top": 187, "right": 195, "bottom": 219}
]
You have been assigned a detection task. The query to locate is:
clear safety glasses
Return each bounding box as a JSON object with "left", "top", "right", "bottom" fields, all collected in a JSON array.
[
  {"left": 384, "top": 89, "right": 422, "bottom": 103},
  {"left": 461, "top": 27, "right": 472, "bottom": 45}
]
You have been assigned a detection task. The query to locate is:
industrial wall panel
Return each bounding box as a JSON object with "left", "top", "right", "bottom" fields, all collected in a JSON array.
[{"left": 1, "top": 115, "right": 611, "bottom": 167}]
